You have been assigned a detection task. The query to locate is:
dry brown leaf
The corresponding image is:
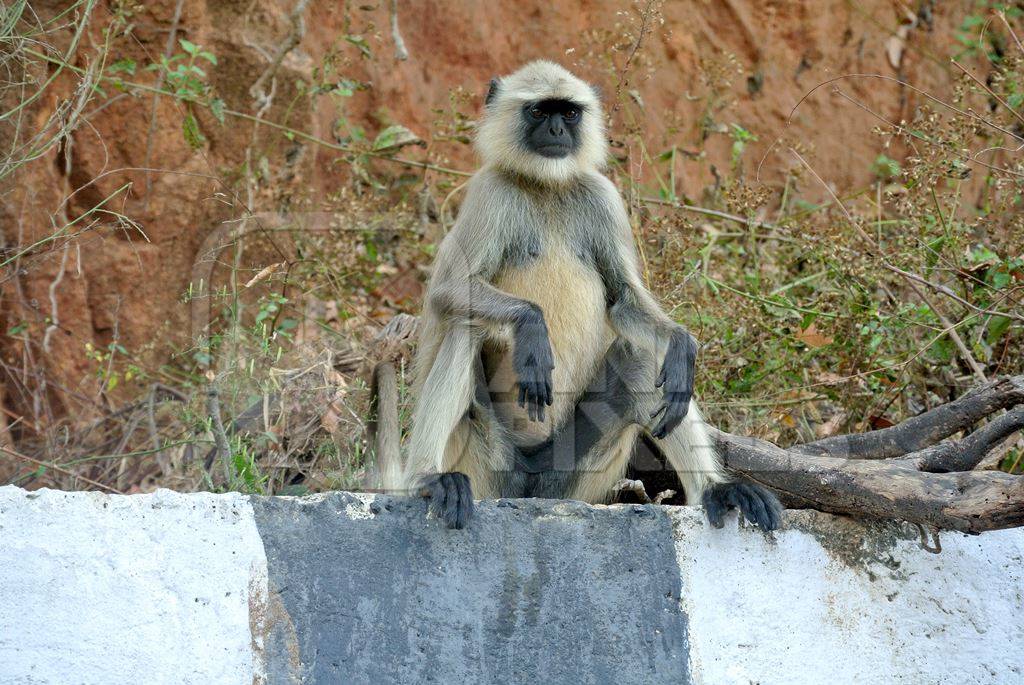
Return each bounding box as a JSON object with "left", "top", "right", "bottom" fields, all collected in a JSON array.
[
  {"left": 796, "top": 323, "right": 833, "bottom": 348},
  {"left": 886, "top": 34, "right": 905, "bottom": 70},
  {"left": 868, "top": 415, "right": 896, "bottom": 429},
  {"left": 886, "top": 10, "right": 917, "bottom": 69},
  {"left": 244, "top": 262, "right": 284, "bottom": 289}
]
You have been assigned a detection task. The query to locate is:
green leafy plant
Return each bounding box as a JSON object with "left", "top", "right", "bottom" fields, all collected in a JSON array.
[{"left": 145, "top": 39, "right": 223, "bottom": 149}]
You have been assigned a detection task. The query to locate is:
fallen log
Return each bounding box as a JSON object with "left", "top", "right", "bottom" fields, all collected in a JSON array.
[
  {"left": 710, "top": 375, "right": 1024, "bottom": 533},
  {"left": 714, "top": 424, "right": 1024, "bottom": 534}
]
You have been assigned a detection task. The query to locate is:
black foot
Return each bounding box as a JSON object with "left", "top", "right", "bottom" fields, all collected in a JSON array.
[
  {"left": 702, "top": 481, "right": 783, "bottom": 532},
  {"left": 418, "top": 472, "right": 474, "bottom": 529}
]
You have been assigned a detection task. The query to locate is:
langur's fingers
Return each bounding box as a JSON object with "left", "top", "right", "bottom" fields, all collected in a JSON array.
[
  {"left": 452, "top": 474, "right": 473, "bottom": 529},
  {"left": 650, "top": 415, "right": 666, "bottom": 434},
  {"left": 739, "top": 485, "right": 770, "bottom": 531},
  {"left": 518, "top": 385, "right": 527, "bottom": 407},
  {"left": 763, "top": 491, "right": 783, "bottom": 531},
  {"left": 653, "top": 399, "right": 685, "bottom": 438},
  {"left": 656, "top": 364, "right": 667, "bottom": 388},
  {"left": 670, "top": 392, "right": 692, "bottom": 420},
  {"left": 649, "top": 403, "right": 666, "bottom": 420},
  {"left": 544, "top": 380, "right": 553, "bottom": 405},
  {"left": 662, "top": 405, "right": 685, "bottom": 436},
  {"left": 650, "top": 406, "right": 667, "bottom": 437},
  {"left": 731, "top": 484, "right": 755, "bottom": 521},
  {"left": 429, "top": 475, "right": 449, "bottom": 518},
  {"left": 659, "top": 411, "right": 677, "bottom": 438},
  {"left": 702, "top": 489, "right": 727, "bottom": 528}
]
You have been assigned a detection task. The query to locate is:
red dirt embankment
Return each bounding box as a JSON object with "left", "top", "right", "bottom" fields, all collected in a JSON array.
[{"left": 0, "top": 0, "right": 969, "bottom": 422}]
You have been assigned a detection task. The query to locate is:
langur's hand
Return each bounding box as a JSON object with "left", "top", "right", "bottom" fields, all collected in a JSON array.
[
  {"left": 649, "top": 328, "right": 696, "bottom": 439},
  {"left": 512, "top": 307, "right": 555, "bottom": 422},
  {"left": 418, "top": 472, "right": 474, "bottom": 529}
]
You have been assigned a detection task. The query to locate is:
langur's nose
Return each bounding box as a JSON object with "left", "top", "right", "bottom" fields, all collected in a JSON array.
[{"left": 549, "top": 118, "right": 565, "bottom": 137}]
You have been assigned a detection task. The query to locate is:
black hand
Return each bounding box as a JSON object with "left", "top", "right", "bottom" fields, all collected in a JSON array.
[
  {"left": 418, "top": 472, "right": 474, "bottom": 529},
  {"left": 512, "top": 307, "right": 554, "bottom": 422},
  {"left": 702, "top": 482, "right": 783, "bottom": 532},
  {"left": 649, "top": 328, "right": 696, "bottom": 439}
]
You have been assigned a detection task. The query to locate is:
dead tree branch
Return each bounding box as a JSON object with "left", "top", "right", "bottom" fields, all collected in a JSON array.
[
  {"left": 911, "top": 407, "right": 1024, "bottom": 473},
  {"left": 714, "top": 424, "right": 1024, "bottom": 534},
  {"left": 710, "top": 375, "right": 1024, "bottom": 533},
  {"left": 249, "top": 0, "right": 312, "bottom": 103},
  {"left": 795, "top": 376, "right": 1024, "bottom": 459}
]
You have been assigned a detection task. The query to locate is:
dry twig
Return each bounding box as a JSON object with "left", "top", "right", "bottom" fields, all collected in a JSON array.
[{"left": 390, "top": 0, "right": 409, "bottom": 61}]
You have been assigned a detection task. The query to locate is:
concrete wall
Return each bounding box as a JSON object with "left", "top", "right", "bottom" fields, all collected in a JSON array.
[{"left": 1, "top": 485, "right": 1021, "bottom": 684}]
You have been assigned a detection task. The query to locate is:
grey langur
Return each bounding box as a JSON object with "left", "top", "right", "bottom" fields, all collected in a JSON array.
[{"left": 387, "top": 61, "right": 782, "bottom": 532}]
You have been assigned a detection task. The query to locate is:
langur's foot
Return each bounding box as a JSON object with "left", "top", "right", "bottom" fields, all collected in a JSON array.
[
  {"left": 417, "top": 472, "right": 474, "bottom": 529},
  {"left": 702, "top": 481, "right": 783, "bottom": 532}
]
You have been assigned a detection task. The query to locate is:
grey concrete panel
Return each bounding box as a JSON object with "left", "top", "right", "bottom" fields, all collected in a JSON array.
[{"left": 251, "top": 493, "right": 689, "bottom": 684}]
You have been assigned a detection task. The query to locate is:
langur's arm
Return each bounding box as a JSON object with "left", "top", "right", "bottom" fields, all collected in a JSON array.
[
  {"left": 430, "top": 275, "right": 554, "bottom": 419},
  {"left": 431, "top": 276, "right": 540, "bottom": 327},
  {"left": 597, "top": 224, "right": 698, "bottom": 440}
]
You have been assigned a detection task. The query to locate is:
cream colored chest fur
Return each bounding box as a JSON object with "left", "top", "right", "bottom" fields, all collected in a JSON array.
[{"left": 484, "top": 239, "right": 613, "bottom": 445}]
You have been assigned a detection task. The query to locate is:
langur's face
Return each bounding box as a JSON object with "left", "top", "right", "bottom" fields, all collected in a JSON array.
[{"left": 520, "top": 99, "right": 583, "bottom": 159}]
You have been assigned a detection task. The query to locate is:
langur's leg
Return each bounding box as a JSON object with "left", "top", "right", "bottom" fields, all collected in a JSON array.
[
  {"left": 417, "top": 355, "right": 525, "bottom": 528},
  {"left": 527, "top": 338, "right": 782, "bottom": 531},
  {"left": 647, "top": 391, "right": 782, "bottom": 531},
  {"left": 523, "top": 337, "right": 652, "bottom": 502}
]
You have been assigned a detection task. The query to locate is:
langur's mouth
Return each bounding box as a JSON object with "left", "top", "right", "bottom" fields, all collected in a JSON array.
[{"left": 535, "top": 144, "right": 572, "bottom": 158}]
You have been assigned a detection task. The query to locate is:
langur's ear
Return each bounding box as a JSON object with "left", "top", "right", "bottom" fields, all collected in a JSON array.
[{"left": 485, "top": 78, "right": 500, "bottom": 107}]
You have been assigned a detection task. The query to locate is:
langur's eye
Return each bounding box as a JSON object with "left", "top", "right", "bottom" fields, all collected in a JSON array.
[
  {"left": 564, "top": 108, "right": 580, "bottom": 121},
  {"left": 529, "top": 107, "right": 545, "bottom": 120}
]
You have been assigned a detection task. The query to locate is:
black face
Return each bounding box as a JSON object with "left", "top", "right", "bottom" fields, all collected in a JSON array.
[{"left": 521, "top": 99, "right": 582, "bottom": 159}]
